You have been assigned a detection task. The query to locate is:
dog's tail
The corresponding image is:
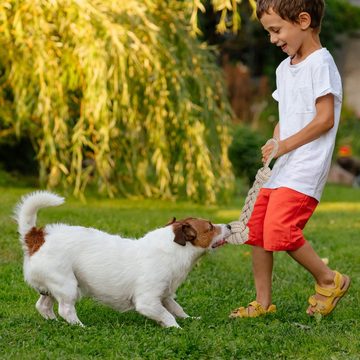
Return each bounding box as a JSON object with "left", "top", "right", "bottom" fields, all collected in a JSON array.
[{"left": 14, "top": 191, "right": 64, "bottom": 238}]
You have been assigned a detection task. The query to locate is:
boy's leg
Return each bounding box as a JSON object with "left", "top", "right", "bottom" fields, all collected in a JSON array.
[
  {"left": 288, "top": 241, "right": 350, "bottom": 315},
  {"left": 230, "top": 189, "right": 276, "bottom": 317},
  {"left": 288, "top": 241, "right": 334, "bottom": 286},
  {"left": 229, "top": 246, "right": 274, "bottom": 317},
  {"left": 248, "top": 189, "right": 274, "bottom": 311},
  {"left": 252, "top": 245, "right": 274, "bottom": 310}
]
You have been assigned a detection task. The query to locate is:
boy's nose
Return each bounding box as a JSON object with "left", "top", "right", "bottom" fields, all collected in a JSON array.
[{"left": 270, "top": 34, "right": 278, "bottom": 44}]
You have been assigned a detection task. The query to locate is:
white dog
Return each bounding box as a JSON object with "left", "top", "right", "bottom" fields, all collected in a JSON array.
[{"left": 14, "top": 191, "right": 231, "bottom": 328}]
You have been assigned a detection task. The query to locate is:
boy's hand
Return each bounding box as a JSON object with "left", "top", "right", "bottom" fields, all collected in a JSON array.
[{"left": 261, "top": 139, "right": 286, "bottom": 165}]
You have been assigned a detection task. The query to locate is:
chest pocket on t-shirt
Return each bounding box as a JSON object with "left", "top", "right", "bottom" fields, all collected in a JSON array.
[{"left": 294, "top": 86, "right": 314, "bottom": 114}]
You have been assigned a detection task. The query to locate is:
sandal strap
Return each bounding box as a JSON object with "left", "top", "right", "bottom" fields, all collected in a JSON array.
[
  {"left": 308, "top": 295, "right": 316, "bottom": 306},
  {"left": 248, "top": 301, "right": 276, "bottom": 314},
  {"left": 308, "top": 295, "right": 326, "bottom": 310},
  {"left": 315, "top": 284, "right": 334, "bottom": 297},
  {"left": 314, "top": 271, "right": 344, "bottom": 297},
  {"left": 248, "top": 301, "right": 266, "bottom": 314},
  {"left": 333, "top": 271, "right": 343, "bottom": 288},
  {"left": 230, "top": 301, "right": 277, "bottom": 318}
]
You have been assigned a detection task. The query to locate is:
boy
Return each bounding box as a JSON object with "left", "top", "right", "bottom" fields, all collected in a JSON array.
[{"left": 230, "top": 0, "right": 350, "bottom": 318}]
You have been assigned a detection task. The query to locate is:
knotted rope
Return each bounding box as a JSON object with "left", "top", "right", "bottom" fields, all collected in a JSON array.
[{"left": 226, "top": 138, "right": 279, "bottom": 245}]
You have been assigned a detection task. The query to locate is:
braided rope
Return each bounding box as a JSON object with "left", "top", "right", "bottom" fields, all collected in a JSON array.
[{"left": 226, "top": 138, "right": 279, "bottom": 245}]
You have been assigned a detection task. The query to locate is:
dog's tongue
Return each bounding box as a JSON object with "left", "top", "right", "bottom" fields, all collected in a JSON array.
[{"left": 212, "top": 239, "right": 227, "bottom": 248}]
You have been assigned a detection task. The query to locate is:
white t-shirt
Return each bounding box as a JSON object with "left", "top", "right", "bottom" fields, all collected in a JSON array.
[{"left": 264, "top": 48, "right": 342, "bottom": 201}]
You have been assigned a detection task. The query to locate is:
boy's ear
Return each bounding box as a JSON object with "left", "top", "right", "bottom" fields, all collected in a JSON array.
[{"left": 298, "top": 12, "right": 311, "bottom": 30}]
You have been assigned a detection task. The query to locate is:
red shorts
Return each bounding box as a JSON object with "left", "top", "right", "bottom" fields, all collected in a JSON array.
[{"left": 246, "top": 187, "right": 318, "bottom": 251}]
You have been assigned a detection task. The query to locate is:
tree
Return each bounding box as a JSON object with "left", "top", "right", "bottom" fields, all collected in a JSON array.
[
  {"left": 190, "top": 0, "right": 256, "bottom": 35},
  {"left": 0, "top": 0, "right": 236, "bottom": 203}
]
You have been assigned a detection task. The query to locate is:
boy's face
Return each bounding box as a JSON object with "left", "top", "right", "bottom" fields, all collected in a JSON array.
[{"left": 260, "top": 8, "right": 307, "bottom": 58}]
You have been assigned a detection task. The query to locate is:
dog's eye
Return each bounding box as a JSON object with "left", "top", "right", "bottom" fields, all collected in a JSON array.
[{"left": 209, "top": 222, "right": 214, "bottom": 231}]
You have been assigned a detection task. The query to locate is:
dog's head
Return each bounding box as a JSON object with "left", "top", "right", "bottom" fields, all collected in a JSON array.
[{"left": 167, "top": 217, "right": 231, "bottom": 249}]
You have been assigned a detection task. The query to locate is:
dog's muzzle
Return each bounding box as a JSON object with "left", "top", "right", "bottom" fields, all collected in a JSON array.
[{"left": 211, "top": 224, "right": 231, "bottom": 248}]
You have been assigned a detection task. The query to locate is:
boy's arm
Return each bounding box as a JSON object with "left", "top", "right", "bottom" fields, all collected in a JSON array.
[
  {"left": 273, "top": 122, "right": 280, "bottom": 140},
  {"left": 262, "top": 93, "right": 335, "bottom": 164}
]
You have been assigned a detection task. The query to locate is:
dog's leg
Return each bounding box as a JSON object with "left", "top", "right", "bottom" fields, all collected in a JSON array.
[
  {"left": 49, "top": 276, "right": 84, "bottom": 326},
  {"left": 58, "top": 300, "right": 84, "bottom": 327},
  {"left": 35, "top": 295, "right": 57, "bottom": 320},
  {"left": 163, "top": 297, "right": 189, "bottom": 319},
  {"left": 135, "top": 298, "right": 181, "bottom": 328}
]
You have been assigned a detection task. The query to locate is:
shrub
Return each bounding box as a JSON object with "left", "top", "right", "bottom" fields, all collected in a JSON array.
[
  {"left": 228, "top": 124, "right": 267, "bottom": 185},
  {"left": 336, "top": 106, "right": 360, "bottom": 157}
]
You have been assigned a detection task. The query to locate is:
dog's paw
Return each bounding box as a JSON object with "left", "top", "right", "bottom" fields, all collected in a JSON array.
[
  {"left": 41, "top": 313, "right": 57, "bottom": 321},
  {"left": 163, "top": 323, "right": 182, "bottom": 329}
]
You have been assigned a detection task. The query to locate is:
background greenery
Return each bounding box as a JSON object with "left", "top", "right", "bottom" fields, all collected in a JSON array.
[
  {"left": 1, "top": 0, "right": 360, "bottom": 203},
  {"left": 0, "top": 0, "right": 238, "bottom": 203},
  {"left": 228, "top": 124, "right": 266, "bottom": 185},
  {"left": 1, "top": 182, "right": 359, "bottom": 359}
]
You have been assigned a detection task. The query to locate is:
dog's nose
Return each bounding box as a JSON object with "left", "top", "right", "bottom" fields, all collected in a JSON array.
[{"left": 226, "top": 224, "right": 231, "bottom": 230}]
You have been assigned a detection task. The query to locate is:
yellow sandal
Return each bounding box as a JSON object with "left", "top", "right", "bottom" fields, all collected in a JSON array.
[
  {"left": 308, "top": 271, "right": 351, "bottom": 316},
  {"left": 229, "top": 300, "right": 276, "bottom": 318}
]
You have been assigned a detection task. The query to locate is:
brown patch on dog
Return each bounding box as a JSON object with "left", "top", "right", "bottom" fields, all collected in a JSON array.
[
  {"left": 25, "top": 227, "right": 46, "bottom": 256},
  {"left": 172, "top": 220, "right": 197, "bottom": 246},
  {"left": 171, "top": 218, "right": 221, "bottom": 248}
]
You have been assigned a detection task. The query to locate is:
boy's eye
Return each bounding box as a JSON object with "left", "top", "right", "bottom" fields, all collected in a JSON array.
[{"left": 268, "top": 28, "right": 280, "bottom": 35}]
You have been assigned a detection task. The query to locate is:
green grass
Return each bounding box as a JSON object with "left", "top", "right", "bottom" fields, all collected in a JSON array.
[{"left": 1, "top": 184, "right": 359, "bottom": 359}]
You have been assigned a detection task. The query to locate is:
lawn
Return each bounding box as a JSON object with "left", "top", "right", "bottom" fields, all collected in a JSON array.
[{"left": 0, "top": 184, "right": 359, "bottom": 359}]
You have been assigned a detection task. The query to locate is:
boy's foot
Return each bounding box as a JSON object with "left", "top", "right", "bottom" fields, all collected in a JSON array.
[
  {"left": 307, "top": 271, "right": 350, "bottom": 316},
  {"left": 229, "top": 300, "right": 276, "bottom": 318}
]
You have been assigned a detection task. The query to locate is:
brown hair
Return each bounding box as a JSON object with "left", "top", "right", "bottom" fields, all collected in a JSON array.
[{"left": 256, "top": 0, "right": 325, "bottom": 29}]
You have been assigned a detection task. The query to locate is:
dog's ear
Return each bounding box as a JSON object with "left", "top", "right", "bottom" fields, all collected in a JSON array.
[
  {"left": 173, "top": 223, "right": 197, "bottom": 246},
  {"left": 166, "top": 217, "right": 177, "bottom": 226}
]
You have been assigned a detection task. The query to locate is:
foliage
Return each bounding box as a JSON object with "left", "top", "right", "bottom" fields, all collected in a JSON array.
[
  {"left": 336, "top": 106, "right": 360, "bottom": 157},
  {"left": 0, "top": 0, "right": 234, "bottom": 203},
  {"left": 321, "top": 0, "right": 360, "bottom": 49},
  {"left": 191, "top": 0, "right": 256, "bottom": 35},
  {"left": 1, "top": 184, "right": 360, "bottom": 358},
  {"left": 0, "top": 136, "right": 38, "bottom": 175},
  {"left": 228, "top": 124, "right": 267, "bottom": 185}
]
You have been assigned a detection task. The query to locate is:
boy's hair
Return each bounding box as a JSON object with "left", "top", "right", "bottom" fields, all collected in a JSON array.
[{"left": 256, "top": 0, "right": 325, "bottom": 29}]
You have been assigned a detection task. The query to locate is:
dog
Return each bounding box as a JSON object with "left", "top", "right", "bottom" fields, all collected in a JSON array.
[{"left": 14, "top": 191, "right": 231, "bottom": 328}]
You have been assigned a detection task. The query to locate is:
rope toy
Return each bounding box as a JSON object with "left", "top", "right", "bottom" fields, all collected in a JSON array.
[{"left": 226, "top": 138, "right": 279, "bottom": 245}]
